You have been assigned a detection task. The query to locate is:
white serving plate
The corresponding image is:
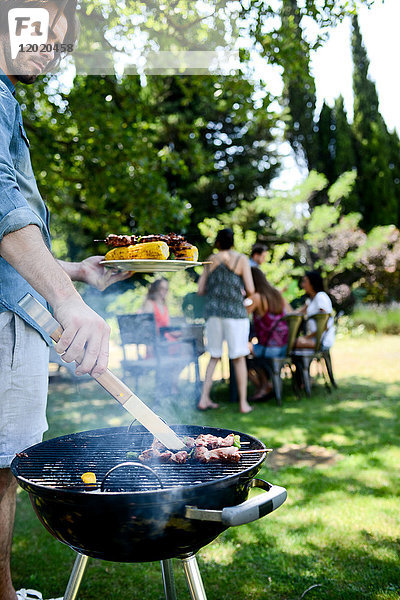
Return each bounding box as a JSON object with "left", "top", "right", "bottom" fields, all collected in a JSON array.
[{"left": 99, "top": 259, "right": 203, "bottom": 272}]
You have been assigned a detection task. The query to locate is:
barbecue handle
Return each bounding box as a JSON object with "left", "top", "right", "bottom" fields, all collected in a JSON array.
[
  {"left": 185, "top": 479, "right": 287, "bottom": 527},
  {"left": 221, "top": 479, "right": 287, "bottom": 526}
]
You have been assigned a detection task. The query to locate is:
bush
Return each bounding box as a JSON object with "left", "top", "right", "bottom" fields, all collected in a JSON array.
[{"left": 351, "top": 304, "right": 400, "bottom": 335}]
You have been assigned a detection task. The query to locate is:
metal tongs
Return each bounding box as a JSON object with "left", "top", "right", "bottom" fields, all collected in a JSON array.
[{"left": 19, "top": 294, "right": 186, "bottom": 451}]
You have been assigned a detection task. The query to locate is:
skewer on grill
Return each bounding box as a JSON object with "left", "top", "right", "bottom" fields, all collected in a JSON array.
[{"left": 238, "top": 449, "right": 273, "bottom": 454}]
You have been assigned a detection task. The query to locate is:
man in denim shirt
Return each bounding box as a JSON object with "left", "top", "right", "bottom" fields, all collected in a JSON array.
[{"left": 0, "top": 3, "right": 132, "bottom": 599}]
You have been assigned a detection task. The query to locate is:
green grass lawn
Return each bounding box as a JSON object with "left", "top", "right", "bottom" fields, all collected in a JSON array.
[{"left": 11, "top": 333, "right": 400, "bottom": 600}]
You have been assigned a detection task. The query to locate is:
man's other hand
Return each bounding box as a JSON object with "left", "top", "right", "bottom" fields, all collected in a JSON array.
[{"left": 80, "top": 255, "right": 133, "bottom": 291}]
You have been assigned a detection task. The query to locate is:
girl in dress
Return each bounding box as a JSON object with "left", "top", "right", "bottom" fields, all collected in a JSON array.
[{"left": 246, "top": 268, "right": 291, "bottom": 400}]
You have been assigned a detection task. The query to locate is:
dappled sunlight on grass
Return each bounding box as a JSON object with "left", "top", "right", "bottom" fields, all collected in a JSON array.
[
  {"left": 332, "top": 334, "right": 400, "bottom": 383},
  {"left": 198, "top": 540, "right": 238, "bottom": 565}
]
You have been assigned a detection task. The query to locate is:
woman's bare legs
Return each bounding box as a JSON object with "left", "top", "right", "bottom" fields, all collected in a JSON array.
[
  {"left": 232, "top": 356, "right": 253, "bottom": 413},
  {"left": 198, "top": 356, "right": 220, "bottom": 410}
]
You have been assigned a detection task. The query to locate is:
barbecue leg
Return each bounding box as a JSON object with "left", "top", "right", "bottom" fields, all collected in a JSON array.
[
  {"left": 181, "top": 554, "right": 208, "bottom": 600},
  {"left": 63, "top": 553, "right": 89, "bottom": 600},
  {"left": 161, "top": 559, "right": 178, "bottom": 600}
]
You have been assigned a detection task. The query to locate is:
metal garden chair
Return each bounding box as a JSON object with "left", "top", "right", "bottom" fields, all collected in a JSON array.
[{"left": 291, "top": 312, "right": 337, "bottom": 396}]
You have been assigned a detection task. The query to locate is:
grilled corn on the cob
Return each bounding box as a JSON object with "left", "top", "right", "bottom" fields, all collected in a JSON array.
[
  {"left": 105, "top": 241, "right": 170, "bottom": 261},
  {"left": 175, "top": 244, "right": 199, "bottom": 262}
]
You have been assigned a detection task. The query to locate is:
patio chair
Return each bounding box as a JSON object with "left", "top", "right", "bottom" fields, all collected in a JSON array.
[
  {"left": 117, "top": 313, "right": 200, "bottom": 401},
  {"left": 246, "top": 313, "right": 304, "bottom": 406},
  {"left": 182, "top": 292, "right": 205, "bottom": 322},
  {"left": 267, "top": 313, "right": 304, "bottom": 405},
  {"left": 159, "top": 322, "right": 203, "bottom": 401},
  {"left": 291, "top": 312, "right": 337, "bottom": 396}
]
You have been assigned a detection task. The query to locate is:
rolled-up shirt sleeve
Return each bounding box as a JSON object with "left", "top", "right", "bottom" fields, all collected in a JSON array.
[{"left": 0, "top": 89, "right": 43, "bottom": 243}]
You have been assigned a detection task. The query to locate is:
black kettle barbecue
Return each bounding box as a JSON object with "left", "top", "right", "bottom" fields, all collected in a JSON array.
[{"left": 12, "top": 425, "right": 286, "bottom": 599}]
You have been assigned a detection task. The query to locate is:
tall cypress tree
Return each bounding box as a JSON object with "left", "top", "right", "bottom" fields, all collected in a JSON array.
[
  {"left": 315, "top": 102, "right": 335, "bottom": 182},
  {"left": 387, "top": 129, "right": 400, "bottom": 216},
  {"left": 278, "top": 9, "right": 400, "bottom": 227},
  {"left": 332, "top": 96, "right": 358, "bottom": 213},
  {"left": 279, "top": 0, "right": 317, "bottom": 169},
  {"left": 351, "top": 15, "right": 399, "bottom": 229},
  {"left": 333, "top": 96, "right": 355, "bottom": 179}
]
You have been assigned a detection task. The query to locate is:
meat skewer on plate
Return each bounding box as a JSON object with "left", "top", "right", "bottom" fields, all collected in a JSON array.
[{"left": 96, "top": 232, "right": 199, "bottom": 262}]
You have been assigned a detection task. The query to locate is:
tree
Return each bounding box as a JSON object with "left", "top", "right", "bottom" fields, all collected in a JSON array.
[
  {"left": 198, "top": 170, "right": 400, "bottom": 306},
  {"left": 274, "top": 0, "right": 318, "bottom": 169},
  {"left": 276, "top": 8, "right": 400, "bottom": 229},
  {"left": 16, "top": 0, "right": 378, "bottom": 261},
  {"left": 315, "top": 102, "right": 334, "bottom": 181},
  {"left": 142, "top": 75, "right": 280, "bottom": 234},
  {"left": 18, "top": 75, "right": 190, "bottom": 260},
  {"left": 331, "top": 96, "right": 358, "bottom": 213},
  {"left": 18, "top": 71, "right": 281, "bottom": 259},
  {"left": 351, "top": 15, "right": 400, "bottom": 229},
  {"left": 332, "top": 97, "right": 355, "bottom": 179}
]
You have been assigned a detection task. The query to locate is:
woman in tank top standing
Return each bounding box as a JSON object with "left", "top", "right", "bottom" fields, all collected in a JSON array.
[{"left": 197, "top": 228, "right": 255, "bottom": 413}]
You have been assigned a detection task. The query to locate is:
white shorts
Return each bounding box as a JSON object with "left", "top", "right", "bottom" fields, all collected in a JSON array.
[
  {"left": 0, "top": 312, "right": 49, "bottom": 468},
  {"left": 205, "top": 317, "right": 250, "bottom": 359}
]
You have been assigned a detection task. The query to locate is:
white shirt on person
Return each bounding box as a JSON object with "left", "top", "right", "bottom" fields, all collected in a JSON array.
[{"left": 305, "top": 292, "right": 335, "bottom": 349}]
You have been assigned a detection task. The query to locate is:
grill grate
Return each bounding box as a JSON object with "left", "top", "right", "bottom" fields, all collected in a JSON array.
[{"left": 14, "top": 426, "right": 267, "bottom": 493}]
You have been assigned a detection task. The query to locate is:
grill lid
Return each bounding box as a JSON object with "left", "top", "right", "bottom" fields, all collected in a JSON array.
[{"left": 13, "top": 425, "right": 267, "bottom": 494}]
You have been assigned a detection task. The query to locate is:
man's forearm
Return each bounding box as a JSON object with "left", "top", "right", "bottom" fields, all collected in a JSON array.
[
  {"left": 0, "top": 225, "right": 80, "bottom": 309},
  {"left": 57, "top": 259, "right": 85, "bottom": 282}
]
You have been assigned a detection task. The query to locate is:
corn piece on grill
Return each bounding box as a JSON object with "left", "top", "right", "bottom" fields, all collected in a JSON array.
[
  {"left": 105, "top": 241, "right": 170, "bottom": 261},
  {"left": 81, "top": 472, "right": 97, "bottom": 485}
]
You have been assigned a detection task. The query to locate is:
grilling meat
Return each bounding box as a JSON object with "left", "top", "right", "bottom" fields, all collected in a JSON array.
[
  {"left": 194, "top": 446, "right": 241, "bottom": 464},
  {"left": 138, "top": 433, "right": 242, "bottom": 464},
  {"left": 102, "top": 233, "right": 185, "bottom": 252},
  {"left": 194, "top": 433, "right": 239, "bottom": 449},
  {"left": 171, "top": 451, "right": 190, "bottom": 464},
  {"left": 99, "top": 233, "right": 198, "bottom": 261},
  {"left": 156, "top": 433, "right": 240, "bottom": 451},
  {"left": 139, "top": 448, "right": 189, "bottom": 464}
]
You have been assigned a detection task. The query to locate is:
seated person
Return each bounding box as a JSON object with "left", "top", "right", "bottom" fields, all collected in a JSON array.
[
  {"left": 139, "top": 277, "right": 170, "bottom": 330},
  {"left": 246, "top": 268, "right": 291, "bottom": 399},
  {"left": 139, "top": 278, "right": 186, "bottom": 393},
  {"left": 139, "top": 277, "right": 180, "bottom": 341},
  {"left": 295, "top": 271, "right": 335, "bottom": 350}
]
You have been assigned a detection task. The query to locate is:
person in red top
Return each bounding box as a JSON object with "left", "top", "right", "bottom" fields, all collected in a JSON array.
[
  {"left": 140, "top": 278, "right": 170, "bottom": 330},
  {"left": 246, "top": 268, "right": 291, "bottom": 400},
  {"left": 140, "top": 278, "right": 181, "bottom": 343}
]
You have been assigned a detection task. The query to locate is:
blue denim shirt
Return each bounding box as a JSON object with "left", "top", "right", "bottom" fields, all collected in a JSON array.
[{"left": 0, "top": 70, "right": 51, "bottom": 343}]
